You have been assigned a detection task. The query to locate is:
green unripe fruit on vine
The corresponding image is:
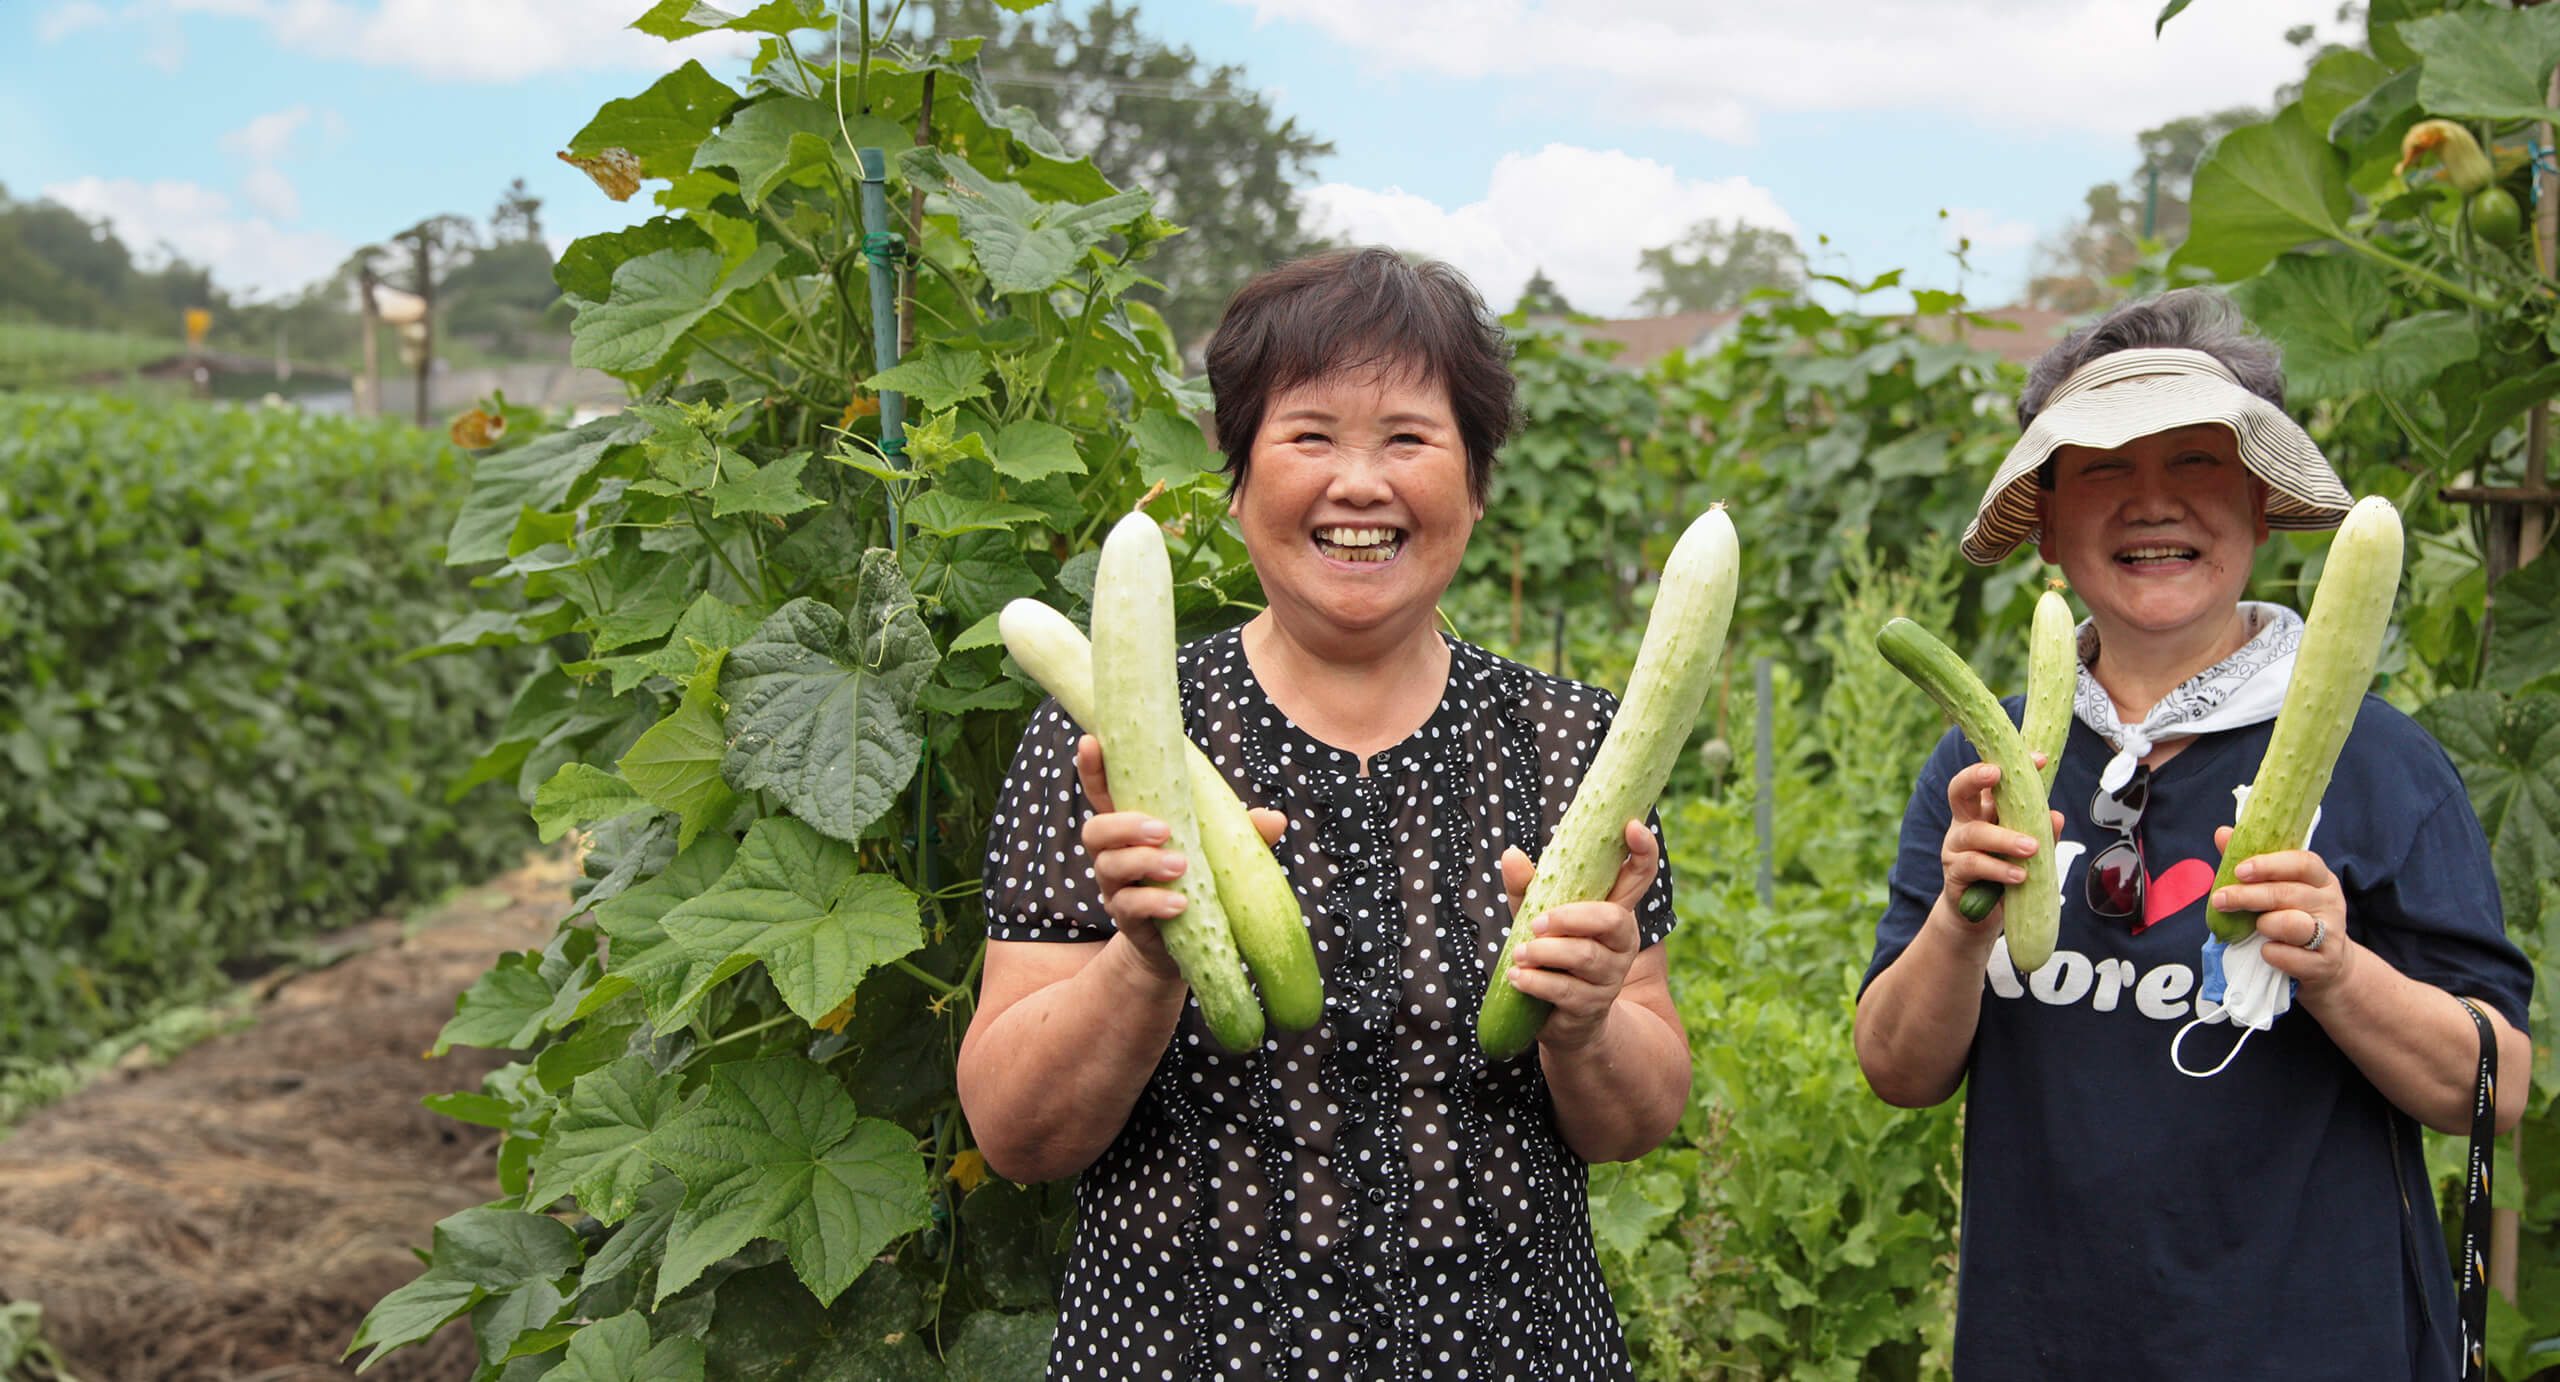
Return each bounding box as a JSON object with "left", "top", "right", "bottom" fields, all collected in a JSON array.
[{"left": 2471, "top": 186, "right": 2524, "bottom": 242}]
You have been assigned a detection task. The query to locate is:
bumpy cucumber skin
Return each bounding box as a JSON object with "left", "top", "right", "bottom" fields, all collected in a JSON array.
[
  {"left": 2205, "top": 496, "right": 2403, "bottom": 943},
  {"left": 1477, "top": 507, "right": 1739, "bottom": 1061},
  {"left": 998, "top": 598, "right": 1325, "bottom": 1032},
  {"left": 1089, "top": 514, "right": 1265, "bottom": 1052},
  {"left": 1878, "top": 618, "right": 2062, "bottom": 974},
  {"left": 1956, "top": 587, "right": 2075, "bottom": 922}
]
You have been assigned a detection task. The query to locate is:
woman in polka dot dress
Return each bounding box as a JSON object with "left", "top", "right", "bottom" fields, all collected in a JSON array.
[{"left": 957, "top": 248, "right": 1695, "bottom": 1382}]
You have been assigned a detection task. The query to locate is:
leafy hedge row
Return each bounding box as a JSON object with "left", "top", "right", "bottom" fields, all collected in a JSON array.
[{"left": 0, "top": 394, "right": 534, "bottom": 1062}]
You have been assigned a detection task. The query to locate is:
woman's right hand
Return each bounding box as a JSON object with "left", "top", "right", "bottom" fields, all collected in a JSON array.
[
  {"left": 1938, "top": 758, "right": 2062, "bottom": 925},
  {"left": 1071, "top": 735, "right": 1287, "bottom": 980}
]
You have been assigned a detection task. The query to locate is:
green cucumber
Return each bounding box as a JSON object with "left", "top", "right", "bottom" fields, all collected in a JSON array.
[
  {"left": 2205, "top": 495, "right": 2403, "bottom": 942},
  {"left": 1956, "top": 584, "right": 2075, "bottom": 922},
  {"left": 1878, "top": 617, "right": 2062, "bottom": 973},
  {"left": 1088, "top": 511, "right": 1264, "bottom": 1051},
  {"left": 1477, "top": 506, "right": 1740, "bottom": 1060},
  {"left": 998, "top": 596, "right": 1325, "bottom": 1032}
]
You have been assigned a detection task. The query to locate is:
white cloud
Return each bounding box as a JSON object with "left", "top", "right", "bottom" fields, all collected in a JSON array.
[
  {"left": 36, "top": 2, "right": 112, "bottom": 41},
  {"left": 43, "top": 176, "right": 349, "bottom": 300},
  {"left": 219, "top": 106, "right": 315, "bottom": 160},
  {"left": 240, "top": 165, "right": 301, "bottom": 220},
  {"left": 162, "top": 0, "right": 761, "bottom": 82},
  {"left": 1230, "top": 0, "right": 2343, "bottom": 141},
  {"left": 1302, "top": 143, "right": 1796, "bottom": 316}
]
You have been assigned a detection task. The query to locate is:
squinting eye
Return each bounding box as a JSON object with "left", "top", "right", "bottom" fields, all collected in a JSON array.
[
  {"left": 1294, "top": 432, "right": 1329, "bottom": 446},
  {"left": 1390, "top": 433, "right": 1424, "bottom": 447}
]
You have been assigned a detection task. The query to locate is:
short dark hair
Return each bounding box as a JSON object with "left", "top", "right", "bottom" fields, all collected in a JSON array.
[
  {"left": 2022, "top": 287, "right": 2286, "bottom": 488},
  {"left": 1204, "top": 248, "right": 1516, "bottom": 503}
]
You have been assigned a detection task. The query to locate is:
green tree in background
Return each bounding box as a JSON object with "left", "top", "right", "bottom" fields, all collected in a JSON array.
[
  {"left": 1515, "top": 267, "right": 1577, "bottom": 317},
  {"left": 1632, "top": 219, "right": 1804, "bottom": 314},
  {"left": 906, "top": 0, "right": 1334, "bottom": 346}
]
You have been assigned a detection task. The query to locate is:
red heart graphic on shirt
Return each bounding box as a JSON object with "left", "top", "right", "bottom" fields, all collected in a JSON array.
[{"left": 2143, "top": 857, "right": 2218, "bottom": 928}]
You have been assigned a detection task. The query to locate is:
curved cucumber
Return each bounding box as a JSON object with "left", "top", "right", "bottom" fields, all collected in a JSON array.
[
  {"left": 1956, "top": 584, "right": 2075, "bottom": 922},
  {"left": 1878, "top": 617, "right": 2061, "bottom": 973},
  {"left": 1477, "top": 506, "right": 1740, "bottom": 1060},
  {"left": 1088, "top": 512, "right": 1264, "bottom": 1052},
  {"left": 2205, "top": 495, "right": 2402, "bottom": 942},
  {"left": 998, "top": 597, "right": 1324, "bottom": 1032}
]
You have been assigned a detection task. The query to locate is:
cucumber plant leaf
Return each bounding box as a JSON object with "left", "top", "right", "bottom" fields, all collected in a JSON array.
[
  {"left": 2416, "top": 689, "right": 2560, "bottom": 926},
  {"left": 572, "top": 243, "right": 787, "bottom": 374},
  {"left": 546, "top": 1312, "right": 706, "bottom": 1382},
  {"left": 720, "top": 557, "right": 938, "bottom": 844},
  {"left": 2171, "top": 103, "right": 2353, "bottom": 282},
  {"left": 563, "top": 61, "right": 742, "bottom": 180},
  {"left": 447, "top": 417, "right": 637, "bottom": 565},
  {"left": 527, "top": 1055, "right": 694, "bottom": 1226},
  {"left": 2228, "top": 253, "right": 2477, "bottom": 401},
  {"left": 2403, "top": 4, "right": 2560, "bottom": 124},
  {"left": 619, "top": 678, "right": 740, "bottom": 849},
  {"left": 533, "top": 762, "right": 650, "bottom": 843},
  {"left": 647, "top": 1056, "right": 930, "bottom": 1306},
  {"left": 347, "top": 1208, "right": 583, "bottom": 1370}
]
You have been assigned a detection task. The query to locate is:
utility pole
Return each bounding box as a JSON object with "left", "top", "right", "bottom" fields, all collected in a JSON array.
[
  {"left": 357, "top": 259, "right": 381, "bottom": 419},
  {"left": 408, "top": 229, "right": 435, "bottom": 426}
]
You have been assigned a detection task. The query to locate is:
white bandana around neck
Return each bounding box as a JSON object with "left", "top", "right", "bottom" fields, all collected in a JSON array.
[{"left": 2073, "top": 601, "right": 2306, "bottom": 793}]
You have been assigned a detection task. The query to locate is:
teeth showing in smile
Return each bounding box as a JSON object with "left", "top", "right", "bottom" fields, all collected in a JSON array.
[
  {"left": 1315, "top": 525, "right": 1403, "bottom": 563},
  {"left": 2119, "top": 545, "right": 2198, "bottom": 565}
]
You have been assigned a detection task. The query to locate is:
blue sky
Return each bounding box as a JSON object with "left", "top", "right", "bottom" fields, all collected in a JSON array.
[{"left": 5, "top": 0, "right": 2348, "bottom": 318}]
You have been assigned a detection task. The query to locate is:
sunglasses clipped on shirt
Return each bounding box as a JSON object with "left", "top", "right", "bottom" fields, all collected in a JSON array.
[{"left": 2086, "top": 764, "right": 2152, "bottom": 924}]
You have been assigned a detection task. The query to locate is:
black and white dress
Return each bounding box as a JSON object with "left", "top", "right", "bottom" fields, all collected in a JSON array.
[{"left": 983, "top": 629, "right": 1677, "bottom": 1382}]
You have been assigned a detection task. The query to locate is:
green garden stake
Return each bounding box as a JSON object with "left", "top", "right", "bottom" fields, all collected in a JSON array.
[{"left": 857, "top": 145, "right": 932, "bottom": 900}]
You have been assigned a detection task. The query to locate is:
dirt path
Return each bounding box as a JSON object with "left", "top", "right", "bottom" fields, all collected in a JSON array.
[{"left": 0, "top": 849, "right": 576, "bottom": 1382}]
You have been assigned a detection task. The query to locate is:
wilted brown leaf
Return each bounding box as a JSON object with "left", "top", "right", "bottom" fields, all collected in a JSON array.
[{"left": 557, "top": 147, "right": 643, "bottom": 201}]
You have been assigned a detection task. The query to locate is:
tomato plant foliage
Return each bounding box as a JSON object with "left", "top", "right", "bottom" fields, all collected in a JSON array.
[{"left": 363, "top": 5, "right": 1260, "bottom": 1375}]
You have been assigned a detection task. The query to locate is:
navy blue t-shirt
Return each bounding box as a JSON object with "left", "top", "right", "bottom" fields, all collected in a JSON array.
[{"left": 1862, "top": 695, "right": 2530, "bottom": 1382}]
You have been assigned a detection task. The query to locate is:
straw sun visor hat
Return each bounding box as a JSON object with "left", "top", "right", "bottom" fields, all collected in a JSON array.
[{"left": 1959, "top": 347, "right": 2353, "bottom": 565}]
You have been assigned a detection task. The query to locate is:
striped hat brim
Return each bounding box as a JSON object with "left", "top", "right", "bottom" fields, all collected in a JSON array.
[{"left": 1960, "top": 348, "right": 2352, "bottom": 565}]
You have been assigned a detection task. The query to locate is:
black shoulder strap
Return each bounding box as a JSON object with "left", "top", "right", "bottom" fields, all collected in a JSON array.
[{"left": 2454, "top": 996, "right": 2497, "bottom": 1382}]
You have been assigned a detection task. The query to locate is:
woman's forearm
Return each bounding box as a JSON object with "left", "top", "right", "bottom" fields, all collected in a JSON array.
[
  {"left": 1540, "top": 962, "right": 1691, "bottom": 1164},
  {"left": 956, "top": 937, "right": 1192, "bottom": 1183},
  {"left": 2299, "top": 937, "right": 2530, "bottom": 1135},
  {"left": 1854, "top": 898, "right": 2000, "bottom": 1108}
]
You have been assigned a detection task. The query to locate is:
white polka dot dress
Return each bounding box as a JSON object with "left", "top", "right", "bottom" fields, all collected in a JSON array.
[{"left": 983, "top": 630, "right": 1676, "bottom": 1382}]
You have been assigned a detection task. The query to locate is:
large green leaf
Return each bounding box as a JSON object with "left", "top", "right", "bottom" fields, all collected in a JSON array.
[
  {"left": 618, "top": 679, "right": 740, "bottom": 849},
  {"left": 2416, "top": 690, "right": 2560, "bottom": 926},
  {"left": 941, "top": 1311, "right": 1056, "bottom": 1382},
  {"left": 564, "top": 61, "right": 742, "bottom": 180},
  {"left": 907, "top": 530, "right": 1043, "bottom": 626},
  {"left": 447, "top": 418, "right": 633, "bottom": 567},
  {"left": 347, "top": 1208, "right": 583, "bottom": 1370},
  {"left": 2228, "top": 253, "right": 2477, "bottom": 401},
  {"left": 547, "top": 1312, "right": 706, "bottom": 1382},
  {"left": 709, "top": 450, "right": 822, "bottom": 518},
  {"left": 988, "top": 418, "right": 1085, "bottom": 483},
  {"left": 433, "top": 952, "right": 556, "bottom": 1056},
  {"left": 527, "top": 1055, "right": 694, "bottom": 1225},
  {"left": 2486, "top": 553, "right": 2560, "bottom": 694},
  {"left": 533, "top": 763, "right": 650, "bottom": 844},
  {"left": 2172, "top": 103, "right": 2353, "bottom": 282},
  {"left": 720, "top": 556, "right": 938, "bottom": 843},
  {"left": 572, "top": 243, "right": 787, "bottom": 375},
  {"left": 901, "top": 491, "right": 1048, "bottom": 537},
  {"left": 692, "top": 97, "right": 911, "bottom": 208},
  {"left": 634, "top": 0, "right": 825, "bottom": 39},
  {"left": 658, "top": 823, "right": 922, "bottom": 1024},
  {"left": 1131, "top": 408, "right": 1221, "bottom": 487},
  {"left": 558, "top": 218, "right": 719, "bottom": 303},
  {"left": 2404, "top": 5, "right": 2560, "bottom": 124},
  {"left": 648, "top": 1057, "right": 929, "bottom": 1306},
  {"left": 865, "top": 349, "right": 994, "bottom": 412},
  {"left": 2299, "top": 49, "right": 2394, "bottom": 136},
  {"left": 925, "top": 152, "right": 1153, "bottom": 295}
]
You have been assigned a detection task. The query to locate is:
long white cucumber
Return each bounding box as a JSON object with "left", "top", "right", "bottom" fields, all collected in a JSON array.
[
  {"left": 2205, "top": 495, "right": 2402, "bottom": 942},
  {"left": 1476, "top": 506, "right": 1740, "bottom": 1060},
  {"left": 998, "top": 597, "right": 1324, "bottom": 1032},
  {"left": 1088, "top": 512, "right": 1264, "bottom": 1051},
  {"left": 1877, "top": 617, "right": 2062, "bottom": 973},
  {"left": 1955, "top": 584, "right": 2075, "bottom": 923}
]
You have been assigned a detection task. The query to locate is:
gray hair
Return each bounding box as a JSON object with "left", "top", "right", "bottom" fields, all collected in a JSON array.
[{"left": 2017, "top": 287, "right": 2286, "bottom": 430}]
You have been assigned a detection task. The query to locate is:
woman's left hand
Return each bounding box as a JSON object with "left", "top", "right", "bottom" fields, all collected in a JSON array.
[
  {"left": 1499, "top": 819, "right": 1658, "bottom": 1051},
  {"left": 2210, "top": 825, "right": 2354, "bottom": 990}
]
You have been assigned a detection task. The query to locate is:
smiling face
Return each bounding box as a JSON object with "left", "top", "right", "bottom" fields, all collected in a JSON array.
[
  {"left": 2036, "top": 423, "right": 2270, "bottom": 653},
  {"left": 1231, "top": 367, "right": 1478, "bottom": 658}
]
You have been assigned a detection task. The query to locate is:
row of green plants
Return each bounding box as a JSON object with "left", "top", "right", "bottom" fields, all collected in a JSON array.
[
  {"left": 355, "top": 5, "right": 1256, "bottom": 1376},
  {"left": 0, "top": 394, "right": 535, "bottom": 1065}
]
